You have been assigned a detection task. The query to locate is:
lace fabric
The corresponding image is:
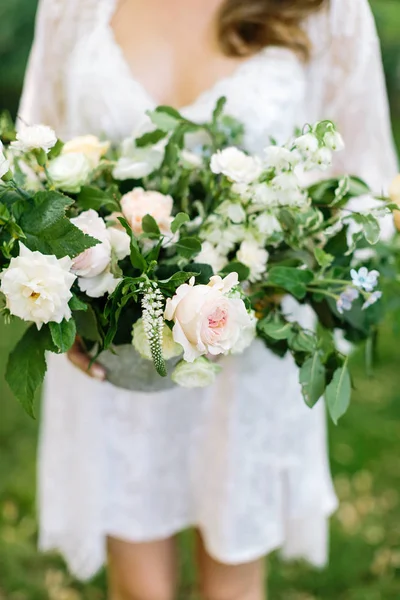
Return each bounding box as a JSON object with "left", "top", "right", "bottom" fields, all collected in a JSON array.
[{"left": 20, "top": 0, "right": 398, "bottom": 580}]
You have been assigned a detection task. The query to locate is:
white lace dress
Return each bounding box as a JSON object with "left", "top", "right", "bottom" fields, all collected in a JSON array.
[{"left": 19, "top": 0, "right": 398, "bottom": 580}]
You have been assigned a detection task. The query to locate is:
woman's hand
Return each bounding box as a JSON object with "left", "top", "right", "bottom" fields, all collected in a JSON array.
[{"left": 67, "top": 337, "right": 106, "bottom": 381}]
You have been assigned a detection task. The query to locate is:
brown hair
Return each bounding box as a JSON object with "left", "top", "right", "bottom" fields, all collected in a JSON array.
[{"left": 218, "top": 0, "right": 328, "bottom": 60}]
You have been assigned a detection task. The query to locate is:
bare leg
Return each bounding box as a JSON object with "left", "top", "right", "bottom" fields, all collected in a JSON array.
[
  {"left": 195, "top": 531, "right": 267, "bottom": 600},
  {"left": 107, "top": 535, "right": 178, "bottom": 600}
]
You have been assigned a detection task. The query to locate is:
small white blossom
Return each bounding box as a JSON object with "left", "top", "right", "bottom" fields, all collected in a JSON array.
[
  {"left": 362, "top": 291, "right": 382, "bottom": 310},
  {"left": 324, "top": 131, "right": 345, "bottom": 152},
  {"left": 294, "top": 133, "right": 319, "bottom": 154},
  {"left": 308, "top": 147, "right": 333, "bottom": 171},
  {"left": 216, "top": 200, "right": 246, "bottom": 224},
  {"left": 336, "top": 287, "right": 359, "bottom": 315},
  {"left": 0, "top": 243, "right": 75, "bottom": 328},
  {"left": 210, "top": 147, "right": 262, "bottom": 184},
  {"left": 252, "top": 213, "right": 282, "bottom": 237},
  {"left": 236, "top": 240, "right": 269, "bottom": 282},
  {"left": 263, "top": 145, "right": 297, "bottom": 171},
  {"left": 196, "top": 242, "right": 228, "bottom": 273},
  {"left": 252, "top": 183, "right": 279, "bottom": 207},
  {"left": 11, "top": 125, "right": 57, "bottom": 153},
  {"left": 141, "top": 281, "right": 166, "bottom": 376}
]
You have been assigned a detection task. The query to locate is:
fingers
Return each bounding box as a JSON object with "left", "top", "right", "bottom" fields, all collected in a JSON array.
[{"left": 67, "top": 339, "right": 106, "bottom": 381}]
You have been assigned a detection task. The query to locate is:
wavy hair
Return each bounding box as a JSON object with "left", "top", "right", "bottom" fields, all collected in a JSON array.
[{"left": 218, "top": 0, "right": 328, "bottom": 60}]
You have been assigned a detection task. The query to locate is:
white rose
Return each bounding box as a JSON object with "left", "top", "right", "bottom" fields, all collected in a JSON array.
[
  {"left": 132, "top": 318, "right": 182, "bottom": 360},
  {"left": 180, "top": 149, "right": 202, "bottom": 169},
  {"left": 77, "top": 270, "right": 120, "bottom": 298},
  {"left": 0, "top": 151, "right": 10, "bottom": 179},
  {"left": 71, "top": 210, "right": 112, "bottom": 277},
  {"left": 294, "top": 133, "right": 319, "bottom": 154},
  {"left": 165, "top": 273, "right": 253, "bottom": 362},
  {"left": 210, "top": 147, "right": 262, "bottom": 184},
  {"left": 11, "top": 124, "right": 57, "bottom": 153},
  {"left": 324, "top": 131, "right": 345, "bottom": 152},
  {"left": 0, "top": 243, "right": 75, "bottom": 328},
  {"left": 62, "top": 135, "right": 110, "bottom": 168},
  {"left": 236, "top": 240, "right": 268, "bottom": 282},
  {"left": 252, "top": 213, "right": 282, "bottom": 237},
  {"left": 263, "top": 146, "right": 297, "bottom": 171},
  {"left": 196, "top": 241, "right": 228, "bottom": 273},
  {"left": 171, "top": 356, "right": 222, "bottom": 388},
  {"left": 121, "top": 187, "right": 173, "bottom": 235},
  {"left": 48, "top": 153, "right": 92, "bottom": 193}
]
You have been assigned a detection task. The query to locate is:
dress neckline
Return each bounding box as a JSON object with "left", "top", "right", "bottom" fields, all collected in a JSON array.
[{"left": 104, "top": 1, "right": 269, "bottom": 113}]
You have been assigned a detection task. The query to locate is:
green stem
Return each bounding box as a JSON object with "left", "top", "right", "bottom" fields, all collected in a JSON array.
[{"left": 306, "top": 287, "right": 339, "bottom": 300}]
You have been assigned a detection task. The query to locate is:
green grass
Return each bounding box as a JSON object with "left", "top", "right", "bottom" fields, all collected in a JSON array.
[{"left": 1, "top": 318, "right": 400, "bottom": 600}]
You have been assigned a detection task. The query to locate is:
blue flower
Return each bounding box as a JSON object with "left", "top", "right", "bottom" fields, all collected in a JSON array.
[
  {"left": 362, "top": 291, "right": 382, "bottom": 310},
  {"left": 350, "top": 267, "right": 380, "bottom": 292},
  {"left": 336, "top": 287, "right": 359, "bottom": 314}
]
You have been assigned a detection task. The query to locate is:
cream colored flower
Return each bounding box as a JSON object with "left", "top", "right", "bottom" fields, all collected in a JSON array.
[{"left": 62, "top": 135, "right": 110, "bottom": 168}]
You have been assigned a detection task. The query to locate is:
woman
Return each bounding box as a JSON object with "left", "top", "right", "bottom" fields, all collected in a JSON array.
[{"left": 19, "top": 0, "right": 397, "bottom": 598}]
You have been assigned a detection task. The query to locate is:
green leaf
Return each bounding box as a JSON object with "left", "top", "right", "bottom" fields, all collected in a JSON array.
[
  {"left": 299, "top": 353, "right": 326, "bottom": 408},
  {"left": 49, "top": 319, "right": 76, "bottom": 353},
  {"left": 77, "top": 186, "right": 120, "bottom": 212},
  {"left": 258, "top": 318, "right": 293, "bottom": 340},
  {"left": 268, "top": 267, "right": 313, "bottom": 299},
  {"left": 212, "top": 96, "right": 227, "bottom": 122},
  {"left": 74, "top": 305, "right": 101, "bottom": 342},
  {"left": 20, "top": 191, "right": 99, "bottom": 258},
  {"left": 314, "top": 247, "right": 334, "bottom": 268},
  {"left": 5, "top": 325, "right": 55, "bottom": 417},
  {"left": 352, "top": 214, "right": 381, "bottom": 245},
  {"left": 174, "top": 236, "right": 202, "bottom": 259},
  {"left": 220, "top": 261, "right": 250, "bottom": 281},
  {"left": 159, "top": 271, "right": 196, "bottom": 289},
  {"left": 135, "top": 129, "right": 167, "bottom": 148},
  {"left": 184, "top": 263, "right": 213, "bottom": 285},
  {"left": 69, "top": 294, "right": 87, "bottom": 311},
  {"left": 348, "top": 176, "right": 370, "bottom": 197},
  {"left": 147, "top": 107, "right": 182, "bottom": 132},
  {"left": 325, "top": 359, "right": 351, "bottom": 424},
  {"left": 289, "top": 330, "right": 317, "bottom": 353},
  {"left": 142, "top": 214, "right": 161, "bottom": 235},
  {"left": 171, "top": 212, "right": 190, "bottom": 234},
  {"left": 47, "top": 139, "right": 64, "bottom": 160},
  {"left": 118, "top": 217, "right": 148, "bottom": 272}
]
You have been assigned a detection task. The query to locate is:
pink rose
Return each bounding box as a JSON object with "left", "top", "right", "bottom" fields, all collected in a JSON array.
[
  {"left": 121, "top": 187, "right": 173, "bottom": 236},
  {"left": 164, "top": 273, "right": 254, "bottom": 362}
]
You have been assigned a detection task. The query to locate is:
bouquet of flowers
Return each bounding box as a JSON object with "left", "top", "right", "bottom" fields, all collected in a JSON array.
[{"left": 0, "top": 100, "right": 396, "bottom": 421}]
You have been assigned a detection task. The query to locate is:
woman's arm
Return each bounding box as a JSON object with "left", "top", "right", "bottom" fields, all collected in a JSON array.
[{"left": 322, "top": 0, "right": 399, "bottom": 234}]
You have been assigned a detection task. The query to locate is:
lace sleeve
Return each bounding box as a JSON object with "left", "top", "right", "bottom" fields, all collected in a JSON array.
[
  {"left": 324, "top": 0, "right": 398, "bottom": 192},
  {"left": 18, "top": 0, "right": 100, "bottom": 135}
]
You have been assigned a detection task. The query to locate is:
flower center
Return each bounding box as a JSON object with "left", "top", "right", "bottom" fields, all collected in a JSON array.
[
  {"left": 208, "top": 307, "right": 227, "bottom": 330},
  {"left": 30, "top": 291, "right": 40, "bottom": 300}
]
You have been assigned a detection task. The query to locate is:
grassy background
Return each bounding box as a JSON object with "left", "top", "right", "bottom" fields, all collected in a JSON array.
[{"left": 1, "top": 1, "right": 400, "bottom": 599}]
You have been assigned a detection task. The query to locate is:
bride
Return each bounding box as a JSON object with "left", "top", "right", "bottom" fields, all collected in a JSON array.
[{"left": 19, "top": 0, "right": 397, "bottom": 598}]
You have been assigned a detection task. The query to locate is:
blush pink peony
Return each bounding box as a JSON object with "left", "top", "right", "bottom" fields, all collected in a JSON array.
[{"left": 120, "top": 187, "right": 173, "bottom": 236}]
